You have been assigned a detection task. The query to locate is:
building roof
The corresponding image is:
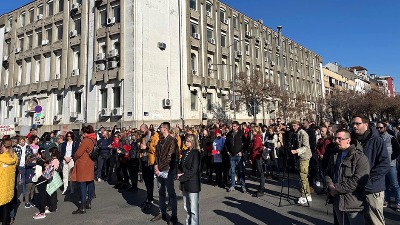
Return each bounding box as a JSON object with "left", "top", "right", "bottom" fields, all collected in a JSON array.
[{"left": 348, "top": 66, "right": 368, "bottom": 71}]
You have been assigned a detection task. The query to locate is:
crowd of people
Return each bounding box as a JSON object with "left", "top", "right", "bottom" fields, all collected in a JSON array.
[{"left": 0, "top": 115, "right": 399, "bottom": 225}]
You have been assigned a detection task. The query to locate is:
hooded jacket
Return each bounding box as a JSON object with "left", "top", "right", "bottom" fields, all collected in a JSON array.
[
  {"left": 325, "top": 144, "right": 370, "bottom": 212},
  {"left": 351, "top": 127, "right": 390, "bottom": 193},
  {"left": 0, "top": 152, "right": 18, "bottom": 206}
]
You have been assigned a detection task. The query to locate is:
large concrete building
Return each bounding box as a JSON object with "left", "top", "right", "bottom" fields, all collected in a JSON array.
[{"left": 0, "top": 0, "right": 323, "bottom": 133}]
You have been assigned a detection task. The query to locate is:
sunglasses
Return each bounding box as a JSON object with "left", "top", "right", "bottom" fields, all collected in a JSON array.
[{"left": 376, "top": 127, "right": 384, "bottom": 129}]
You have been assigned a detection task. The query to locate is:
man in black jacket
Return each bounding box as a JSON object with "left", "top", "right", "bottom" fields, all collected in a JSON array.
[{"left": 225, "top": 121, "right": 246, "bottom": 193}]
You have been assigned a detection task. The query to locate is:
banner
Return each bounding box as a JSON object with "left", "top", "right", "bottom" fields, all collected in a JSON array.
[{"left": 0, "top": 125, "right": 16, "bottom": 138}]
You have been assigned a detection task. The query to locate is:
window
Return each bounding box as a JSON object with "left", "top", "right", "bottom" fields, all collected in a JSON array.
[
  {"left": 101, "top": 89, "right": 108, "bottom": 108},
  {"left": 75, "top": 92, "right": 82, "bottom": 113},
  {"left": 245, "top": 43, "right": 250, "bottom": 55},
  {"left": 29, "top": 9, "right": 34, "bottom": 23},
  {"left": 207, "top": 93, "right": 212, "bottom": 111},
  {"left": 57, "top": 95, "right": 63, "bottom": 115},
  {"left": 73, "top": 48, "right": 80, "bottom": 70},
  {"left": 44, "top": 55, "right": 50, "bottom": 81},
  {"left": 46, "top": 28, "right": 52, "bottom": 42},
  {"left": 220, "top": 33, "right": 226, "bottom": 47},
  {"left": 207, "top": 57, "right": 212, "bottom": 77},
  {"left": 233, "top": 16, "right": 238, "bottom": 29},
  {"left": 17, "top": 63, "right": 22, "bottom": 83},
  {"left": 222, "top": 60, "right": 227, "bottom": 80},
  {"left": 244, "top": 22, "right": 249, "bottom": 32},
  {"left": 34, "top": 59, "right": 40, "bottom": 82},
  {"left": 233, "top": 39, "right": 239, "bottom": 51},
  {"left": 113, "top": 87, "right": 121, "bottom": 108},
  {"left": 25, "top": 60, "right": 31, "bottom": 84},
  {"left": 8, "top": 18, "right": 12, "bottom": 28},
  {"left": 58, "top": 0, "right": 64, "bottom": 12},
  {"left": 38, "top": 4, "right": 44, "bottom": 16},
  {"left": 27, "top": 33, "right": 33, "bottom": 49},
  {"left": 55, "top": 53, "right": 61, "bottom": 75},
  {"left": 206, "top": 28, "right": 213, "bottom": 40},
  {"left": 47, "top": 1, "right": 54, "bottom": 16},
  {"left": 255, "top": 48, "right": 259, "bottom": 59},
  {"left": 19, "top": 37, "right": 24, "bottom": 51},
  {"left": 190, "top": 0, "right": 196, "bottom": 10},
  {"left": 206, "top": 2, "right": 212, "bottom": 15},
  {"left": 190, "top": 91, "right": 197, "bottom": 111},
  {"left": 74, "top": 19, "right": 81, "bottom": 35},
  {"left": 6, "top": 101, "right": 10, "bottom": 119},
  {"left": 113, "top": 5, "right": 120, "bottom": 23},
  {"left": 6, "top": 41, "right": 11, "bottom": 55},
  {"left": 99, "top": 9, "right": 107, "bottom": 27},
  {"left": 37, "top": 30, "right": 42, "bottom": 47},
  {"left": 190, "top": 22, "right": 198, "bottom": 35},
  {"left": 219, "top": 9, "right": 225, "bottom": 22},
  {"left": 20, "top": 13, "right": 26, "bottom": 27},
  {"left": 190, "top": 53, "right": 197, "bottom": 74},
  {"left": 57, "top": 24, "right": 63, "bottom": 40},
  {"left": 18, "top": 100, "right": 23, "bottom": 118}
]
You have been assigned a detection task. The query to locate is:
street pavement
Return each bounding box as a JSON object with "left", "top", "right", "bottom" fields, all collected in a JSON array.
[{"left": 12, "top": 173, "right": 400, "bottom": 225}]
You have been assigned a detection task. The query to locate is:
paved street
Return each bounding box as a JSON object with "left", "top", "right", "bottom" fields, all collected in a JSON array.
[{"left": 12, "top": 173, "right": 400, "bottom": 225}]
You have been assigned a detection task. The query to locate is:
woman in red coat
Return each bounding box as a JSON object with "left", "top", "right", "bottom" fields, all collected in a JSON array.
[
  {"left": 249, "top": 125, "right": 265, "bottom": 197},
  {"left": 70, "top": 125, "right": 96, "bottom": 214}
]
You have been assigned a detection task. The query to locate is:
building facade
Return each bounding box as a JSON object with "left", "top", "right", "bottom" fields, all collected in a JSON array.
[{"left": 0, "top": 0, "right": 323, "bottom": 133}]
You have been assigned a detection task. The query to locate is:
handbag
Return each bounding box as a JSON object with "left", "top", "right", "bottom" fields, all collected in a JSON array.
[
  {"left": 89, "top": 139, "right": 99, "bottom": 161},
  {"left": 46, "top": 172, "right": 63, "bottom": 195}
]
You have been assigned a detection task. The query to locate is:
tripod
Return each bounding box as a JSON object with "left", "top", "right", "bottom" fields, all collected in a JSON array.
[{"left": 278, "top": 147, "right": 310, "bottom": 207}]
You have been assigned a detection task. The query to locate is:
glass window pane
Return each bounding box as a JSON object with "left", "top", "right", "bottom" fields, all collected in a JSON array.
[{"left": 113, "top": 87, "right": 121, "bottom": 108}]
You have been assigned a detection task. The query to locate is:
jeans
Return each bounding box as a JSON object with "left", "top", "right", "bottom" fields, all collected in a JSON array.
[
  {"left": 17, "top": 166, "right": 26, "bottom": 196},
  {"left": 385, "top": 166, "right": 400, "bottom": 205},
  {"left": 157, "top": 169, "right": 177, "bottom": 217},
  {"left": 334, "top": 204, "right": 364, "bottom": 225},
  {"left": 182, "top": 191, "right": 199, "bottom": 225},
  {"left": 79, "top": 181, "right": 94, "bottom": 206},
  {"left": 63, "top": 159, "right": 74, "bottom": 192},
  {"left": 142, "top": 163, "right": 154, "bottom": 202},
  {"left": 364, "top": 191, "right": 385, "bottom": 225},
  {"left": 97, "top": 153, "right": 110, "bottom": 179},
  {"left": 229, "top": 154, "right": 245, "bottom": 188},
  {"left": 255, "top": 159, "right": 265, "bottom": 190}
]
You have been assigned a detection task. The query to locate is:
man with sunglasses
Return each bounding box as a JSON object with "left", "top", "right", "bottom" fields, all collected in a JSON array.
[
  {"left": 350, "top": 115, "right": 390, "bottom": 225},
  {"left": 376, "top": 122, "right": 400, "bottom": 211}
]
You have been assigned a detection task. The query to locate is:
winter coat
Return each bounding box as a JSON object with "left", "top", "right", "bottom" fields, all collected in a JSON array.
[
  {"left": 0, "top": 152, "right": 18, "bottom": 206},
  {"left": 141, "top": 131, "right": 159, "bottom": 166},
  {"left": 351, "top": 127, "right": 390, "bottom": 193},
  {"left": 325, "top": 144, "right": 370, "bottom": 212},
  {"left": 179, "top": 149, "right": 201, "bottom": 193},
  {"left": 295, "top": 129, "right": 312, "bottom": 161},
  {"left": 70, "top": 133, "right": 96, "bottom": 182},
  {"left": 224, "top": 129, "right": 245, "bottom": 155},
  {"left": 250, "top": 134, "right": 263, "bottom": 161},
  {"left": 60, "top": 141, "right": 79, "bottom": 158},
  {"left": 155, "top": 135, "right": 177, "bottom": 172}
]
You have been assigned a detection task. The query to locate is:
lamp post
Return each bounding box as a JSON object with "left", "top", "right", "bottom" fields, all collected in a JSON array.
[{"left": 277, "top": 26, "right": 285, "bottom": 91}]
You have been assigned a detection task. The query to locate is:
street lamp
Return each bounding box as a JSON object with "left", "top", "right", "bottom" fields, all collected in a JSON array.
[{"left": 277, "top": 26, "right": 286, "bottom": 91}]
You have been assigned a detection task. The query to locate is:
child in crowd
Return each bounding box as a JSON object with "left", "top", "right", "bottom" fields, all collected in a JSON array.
[
  {"left": 46, "top": 147, "right": 60, "bottom": 213},
  {"left": 24, "top": 154, "right": 37, "bottom": 208}
]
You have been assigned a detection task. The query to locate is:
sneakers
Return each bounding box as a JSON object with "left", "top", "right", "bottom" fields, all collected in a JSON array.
[
  {"left": 25, "top": 202, "right": 31, "bottom": 208},
  {"left": 97, "top": 178, "right": 102, "bottom": 182},
  {"left": 306, "top": 194, "right": 312, "bottom": 202},
  {"left": 227, "top": 187, "right": 235, "bottom": 192},
  {"left": 395, "top": 204, "right": 400, "bottom": 212},
  {"left": 33, "top": 213, "right": 46, "bottom": 219},
  {"left": 242, "top": 186, "right": 247, "bottom": 193},
  {"left": 298, "top": 195, "right": 311, "bottom": 205},
  {"left": 45, "top": 209, "right": 56, "bottom": 214}
]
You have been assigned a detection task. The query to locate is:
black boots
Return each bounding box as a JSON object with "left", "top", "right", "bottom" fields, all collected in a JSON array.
[
  {"left": 86, "top": 200, "right": 92, "bottom": 209},
  {"left": 72, "top": 205, "right": 86, "bottom": 214}
]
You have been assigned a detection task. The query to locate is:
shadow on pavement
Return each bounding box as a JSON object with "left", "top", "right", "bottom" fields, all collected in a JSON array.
[
  {"left": 288, "top": 211, "right": 331, "bottom": 225},
  {"left": 214, "top": 210, "right": 258, "bottom": 225}
]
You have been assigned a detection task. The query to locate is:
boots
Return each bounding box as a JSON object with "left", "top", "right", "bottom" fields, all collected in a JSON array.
[
  {"left": 86, "top": 200, "right": 92, "bottom": 209},
  {"left": 72, "top": 205, "right": 86, "bottom": 214}
]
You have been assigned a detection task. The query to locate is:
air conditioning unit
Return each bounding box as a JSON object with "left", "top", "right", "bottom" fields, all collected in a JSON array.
[
  {"left": 70, "top": 112, "right": 78, "bottom": 118},
  {"left": 96, "top": 63, "right": 106, "bottom": 71},
  {"left": 208, "top": 64, "right": 212, "bottom": 69},
  {"left": 270, "top": 61, "right": 276, "bottom": 66},
  {"left": 112, "top": 107, "right": 123, "bottom": 116},
  {"left": 193, "top": 33, "right": 200, "bottom": 40},
  {"left": 4, "top": 84, "right": 8, "bottom": 88},
  {"left": 5, "top": 26, "right": 11, "bottom": 33},
  {"left": 96, "top": 53, "right": 106, "bottom": 61},
  {"left": 15, "top": 81, "right": 21, "bottom": 86},
  {"left": 297, "top": 68, "right": 300, "bottom": 72},
  {"left": 107, "top": 17, "right": 116, "bottom": 26},
  {"left": 108, "top": 49, "right": 119, "bottom": 58},
  {"left": 162, "top": 99, "right": 172, "bottom": 108},
  {"left": 37, "top": 14, "right": 43, "bottom": 20},
  {"left": 71, "top": 3, "right": 80, "bottom": 11},
  {"left": 100, "top": 108, "right": 110, "bottom": 117},
  {"left": 208, "top": 38, "right": 215, "bottom": 45},
  {"left": 255, "top": 37, "right": 260, "bottom": 43},
  {"left": 72, "top": 69, "right": 80, "bottom": 76},
  {"left": 276, "top": 46, "right": 280, "bottom": 52},
  {"left": 245, "top": 31, "right": 251, "bottom": 37},
  {"left": 224, "top": 19, "right": 229, "bottom": 24},
  {"left": 69, "top": 30, "right": 77, "bottom": 38},
  {"left": 158, "top": 42, "right": 166, "bottom": 50},
  {"left": 206, "top": 11, "right": 212, "bottom": 17},
  {"left": 108, "top": 61, "right": 118, "bottom": 69},
  {"left": 15, "top": 48, "right": 21, "bottom": 53},
  {"left": 265, "top": 39, "right": 270, "bottom": 45},
  {"left": 53, "top": 115, "right": 62, "bottom": 121},
  {"left": 13, "top": 118, "right": 20, "bottom": 124},
  {"left": 35, "top": 80, "right": 39, "bottom": 83},
  {"left": 192, "top": 70, "right": 197, "bottom": 75},
  {"left": 246, "top": 51, "right": 250, "bottom": 55},
  {"left": 55, "top": 74, "right": 60, "bottom": 79},
  {"left": 41, "top": 39, "right": 49, "bottom": 46},
  {"left": 202, "top": 113, "right": 208, "bottom": 120},
  {"left": 3, "top": 56, "right": 9, "bottom": 62},
  {"left": 236, "top": 51, "right": 242, "bottom": 57}
]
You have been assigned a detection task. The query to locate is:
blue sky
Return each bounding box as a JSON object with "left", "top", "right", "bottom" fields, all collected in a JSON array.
[{"left": 2, "top": 0, "right": 400, "bottom": 89}]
